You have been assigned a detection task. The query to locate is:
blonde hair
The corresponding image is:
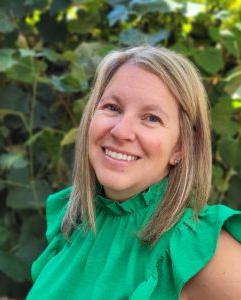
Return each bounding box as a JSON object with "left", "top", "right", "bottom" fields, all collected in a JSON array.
[{"left": 62, "top": 45, "right": 212, "bottom": 244}]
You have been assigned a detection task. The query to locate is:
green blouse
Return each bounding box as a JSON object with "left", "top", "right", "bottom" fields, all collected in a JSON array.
[{"left": 27, "top": 178, "right": 241, "bottom": 300}]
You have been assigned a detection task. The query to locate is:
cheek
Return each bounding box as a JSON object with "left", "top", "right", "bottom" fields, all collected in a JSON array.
[
  {"left": 149, "top": 142, "right": 163, "bottom": 158},
  {"left": 141, "top": 132, "right": 162, "bottom": 151},
  {"left": 140, "top": 138, "right": 162, "bottom": 160},
  {"left": 141, "top": 132, "right": 176, "bottom": 159},
  {"left": 88, "top": 115, "right": 114, "bottom": 144}
]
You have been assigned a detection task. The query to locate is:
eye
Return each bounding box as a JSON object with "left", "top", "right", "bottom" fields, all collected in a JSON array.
[
  {"left": 146, "top": 114, "right": 162, "bottom": 123},
  {"left": 103, "top": 103, "right": 121, "bottom": 112}
]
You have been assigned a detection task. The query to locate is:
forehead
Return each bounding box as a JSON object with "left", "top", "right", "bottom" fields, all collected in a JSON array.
[
  {"left": 107, "top": 63, "right": 165, "bottom": 91},
  {"left": 102, "top": 63, "right": 179, "bottom": 112}
]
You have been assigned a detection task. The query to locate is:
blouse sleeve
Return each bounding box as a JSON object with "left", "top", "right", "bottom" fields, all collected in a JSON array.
[
  {"left": 168, "top": 204, "right": 241, "bottom": 298},
  {"left": 31, "top": 187, "right": 71, "bottom": 282}
]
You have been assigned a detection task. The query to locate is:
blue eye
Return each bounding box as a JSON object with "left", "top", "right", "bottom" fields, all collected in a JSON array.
[
  {"left": 105, "top": 104, "right": 120, "bottom": 112},
  {"left": 147, "top": 114, "right": 161, "bottom": 123}
]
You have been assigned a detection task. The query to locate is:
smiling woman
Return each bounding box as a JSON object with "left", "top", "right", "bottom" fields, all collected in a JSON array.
[
  {"left": 27, "top": 46, "right": 241, "bottom": 300},
  {"left": 88, "top": 63, "right": 181, "bottom": 201}
]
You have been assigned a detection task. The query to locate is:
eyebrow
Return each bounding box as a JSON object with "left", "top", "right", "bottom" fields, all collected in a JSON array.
[
  {"left": 141, "top": 104, "right": 169, "bottom": 119},
  {"left": 100, "top": 95, "right": 169, "bottom": 119}
]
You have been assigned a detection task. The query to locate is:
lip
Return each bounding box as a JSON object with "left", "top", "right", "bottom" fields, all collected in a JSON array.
[
  {"left": 101, "top": 149, "right": 139, "bottom": 167},
  {"left": 102, "top": 146, "right": 141, "bottom": 158}
]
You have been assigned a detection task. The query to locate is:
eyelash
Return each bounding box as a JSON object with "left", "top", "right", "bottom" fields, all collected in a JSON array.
[
  {"left": 146, "top": 114, "right": 162, "bottom": 123},
  {"left": 104, "top": 104, "right": 120, "bottom": 112},
  {"left": 103, "top": 103, "right": 163, "bottom": 124}
]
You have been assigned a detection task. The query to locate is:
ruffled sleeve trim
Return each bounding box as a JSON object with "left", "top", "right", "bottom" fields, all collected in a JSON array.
[
  {"left": 168, "top": 204, "right": 241, "bottom": 298},
  {"left": 45, "top": 186, "right": 71, "bottom": 243},
  {"left": 31, "top": 186, "right": 71, "bottom": 282}
]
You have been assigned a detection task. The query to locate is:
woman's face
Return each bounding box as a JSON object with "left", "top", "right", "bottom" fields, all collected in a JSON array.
[{"left": 88, "top": 63, "right": 182, "bottom": 200}]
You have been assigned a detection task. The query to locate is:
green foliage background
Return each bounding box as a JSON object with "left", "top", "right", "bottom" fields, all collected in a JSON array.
[{"left": 0, "top": 0, "right": 241, "bottom": 298}]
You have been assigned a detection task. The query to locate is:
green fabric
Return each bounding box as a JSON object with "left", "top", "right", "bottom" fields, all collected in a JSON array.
[{"left": 27, "top": 178, "right": 241, "bottom": 300}]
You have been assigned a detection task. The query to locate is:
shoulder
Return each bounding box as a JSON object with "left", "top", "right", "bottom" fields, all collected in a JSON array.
[
  {"left": 47, "top": 186, "right": 72, "bottom": 203},
  {"left": 30, "top": 186, "right": 72, "bottom": 282},
  {"left": 183, "top": 229, "right": 241, "bottom": 300},
  {"left": 166, "top": 204, "right": 241, "bottom": 299},
  {"left": 45, "top": 186, "right": 72, "bottom": 242},
  {"left": 46, "top": 186, "right": 72, "bottom": 214},
  {"left": 176, "top": 204, "right": 241, "bottom": 237}
]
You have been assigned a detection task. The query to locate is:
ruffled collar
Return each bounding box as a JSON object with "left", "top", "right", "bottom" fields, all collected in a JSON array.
[{"left": 95, "top": 177, "right": 168, "bottom": 216}]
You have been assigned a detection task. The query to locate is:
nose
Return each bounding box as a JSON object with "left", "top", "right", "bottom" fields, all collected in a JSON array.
[{"left": 110, "top": 114, "right": 136, "bottom": 141}]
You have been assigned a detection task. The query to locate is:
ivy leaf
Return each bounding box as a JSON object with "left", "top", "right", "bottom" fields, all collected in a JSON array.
[
  {"left": 0, "top": 126, "right": 10, "bottom": 138},
  {"left": 211, "top": 164, "right": 229, "bottom": 198},
  {"left": 220, "top": 30, "right": 239, "bottom": 58},
  {"left": 148, "top": 30, "right": 170, "bottom": 45},
  {"left": 119, "top": 28, "right": 169, "bottom": 46},
  {"left": 0, "top": 84, "right": 31, "bottom": 114},
  {"left": 224, "top": 66, "right": 241, "bottom": 97},
  {"left": 24, "top": 0, "right": 48, "bottom": 10},
  {"left": 73, "top": 97, "right": 88, "bottom": 119},
  {"left": 0, "top": 48, "right": 17, "bottom": 71},
  {"left": 60, "top": 128, "right": 78, "bottom": 146},
  {"left": 0, "top": 153, "right": 28, "bottom": 170},
  {"left": 0, "top": 250, "right": 29, "bottom": 282},
  {"left": 6, "top": 180, "right": 52, "bottom": 210},
  {"left": 106, "top": 0, "right": 130, "bottom": 5},
  {"left": 0, "top": 109, "right": 29, "bottom": 130},
  {"left": 7, "top": 166, "right": 29, "bottom": 184},
  {"left": 73, "top": 42, "right": 104, "bottom": 79},
  {"left": 25, "top": 129, "right": 62, "bottom": 160},
  {"left": 182, "top": 2, "right": 205, "bottom": 18},
  {"left": 233, "top": 23, "right": 241, "bottom": 46},
  {"left": 192, "top": 48, "right": 224, "bottom": 74},
  {"left": 107, "top": 5, "right": 129, "bottom": 26},
  {"left": 0, "top": 10, "right": 16, "bottom": 33},
  {"left": 5, "top": 56, "right": 34, "bottom": 83},
  {"left": 170, "top": 43, "right": 190, "bottom": 56},
  {"left": 208, "top": 27, "right": 220, "bottom": 42},
  {"left": 19, "top": 48, "right": 36, "bottom": 57},
  {"left": 0, "top": 226, "right": 18, "bottom": 249},
  {"left": 226, "top": 176, "right": 241, "bottom": 208},
  {"left": 232, "top": 86, "right": 241, "bottom": 99},
  {"left": 119, "top": 29, "right": 146, "bottom": 45},
  {"left": 214, "top": 9, "right": 230, "bottom": 21},
  {"left": 1, "top": 0, "right": 27, "bottom": 18},
  {"left": 218, "top": 137, "right": 241, "bottom": 170},
  {"left": 16, "top": 215, "right": 46, "bottom": 266},
  {"left": 39, "top": 48, "right": 60, "bottom": 62},
  {"left": 130, "top": 0, "right": 182, "bottom": 15},
  {"left": 33, "top": 101, "right": 58, "bottom": 129},
  {"left": 50, "top": 75, "right": 83, "bottom": 93},
  {"left": 67, "top": 8, "right": 100, "bottom": 34},
  {"left": 211, "top": 99, "right": 239, "bottom": 137},
  {"left": 50, "top": 0, "right": 71, "bottom": 15},
  {"left": 212, "top": 165, "right": 224, "bottom": 192}
]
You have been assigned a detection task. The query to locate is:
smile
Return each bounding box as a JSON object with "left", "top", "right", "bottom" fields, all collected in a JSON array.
[{"left": 103, "top": 148, "right": 139, "bottom": 161}]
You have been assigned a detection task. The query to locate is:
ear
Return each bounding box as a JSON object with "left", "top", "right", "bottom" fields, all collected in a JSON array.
[
  {"left": 169, "top": 140, "right": 183, "bottom": 166},
  {"left": 169, "top": 151, "right": 183, "bottom": 166}
]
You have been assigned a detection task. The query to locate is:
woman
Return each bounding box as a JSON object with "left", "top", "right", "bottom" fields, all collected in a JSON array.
[{"left": 27, "top": 46, "right": 241, "bottom": 299}]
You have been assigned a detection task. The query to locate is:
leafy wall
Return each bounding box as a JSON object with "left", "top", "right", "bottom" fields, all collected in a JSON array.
[{"left": 0, "top": 0, "right": 241, "bottom": 298}]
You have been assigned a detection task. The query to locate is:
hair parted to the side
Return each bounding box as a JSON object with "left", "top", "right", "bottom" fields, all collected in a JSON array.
[{"left": 61, "top": 45, "right": 212, "bottom": 244}]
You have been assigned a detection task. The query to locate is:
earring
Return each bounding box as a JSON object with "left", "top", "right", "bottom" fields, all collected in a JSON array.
[{"left": 173, "top": 158, "right": 180, "bottom": 165}]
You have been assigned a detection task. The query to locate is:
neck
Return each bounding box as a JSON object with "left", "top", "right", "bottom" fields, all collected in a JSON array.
[{"left": 103, "top": 178, "right": 166, "bottom": 201}]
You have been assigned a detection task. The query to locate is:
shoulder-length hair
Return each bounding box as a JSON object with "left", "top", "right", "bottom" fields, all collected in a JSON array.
[{"left": 62, "top": 45, "right": 212, "bottom": 244}]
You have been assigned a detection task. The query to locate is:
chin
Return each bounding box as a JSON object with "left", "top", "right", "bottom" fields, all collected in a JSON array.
[{"left": 96, "top": 173, "right": 131, "bottom": 191}]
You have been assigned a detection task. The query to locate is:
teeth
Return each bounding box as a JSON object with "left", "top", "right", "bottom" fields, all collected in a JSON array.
[{"left": 105, "top": 148, "right": 138, "bottom": 161}]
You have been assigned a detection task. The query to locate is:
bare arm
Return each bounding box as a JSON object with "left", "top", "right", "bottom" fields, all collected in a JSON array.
[{"left": 182, "top": 230, "right": 241, "bottom": 300}]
